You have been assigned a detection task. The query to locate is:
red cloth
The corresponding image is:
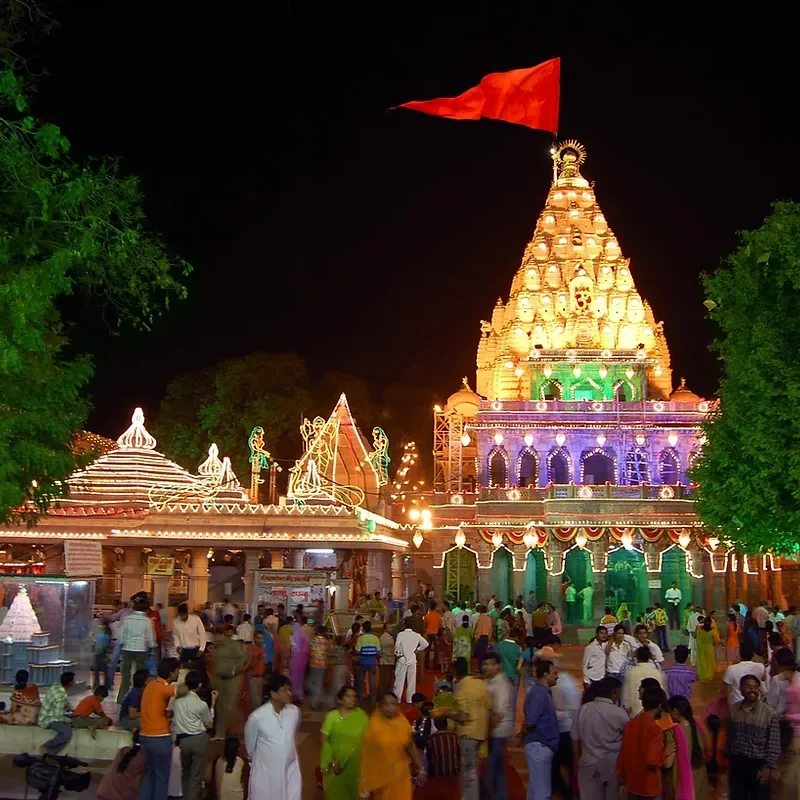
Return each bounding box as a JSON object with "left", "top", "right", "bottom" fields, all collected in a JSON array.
[
  {"left": 147, "top": 609, "right": 163, "bottom": 643},
  {"left": 74, "top": 695, "right": 104, "bottom": 717},
  {"left": 396, "top": 58, "right": 560, "bottom": 134},
  {"left": 616, "top": 712, "right": 666, "bottom": 797}
]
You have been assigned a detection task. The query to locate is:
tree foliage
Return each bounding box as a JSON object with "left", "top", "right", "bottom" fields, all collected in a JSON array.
[
  {"left": 0, "top": 12, "right": 190, "bottom": 522},
  {"left": 691, "top": 202, "right": 800, "bottom": 554}
]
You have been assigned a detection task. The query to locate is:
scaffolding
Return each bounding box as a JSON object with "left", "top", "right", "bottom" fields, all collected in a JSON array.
[{"left": 434, "top": 408, "right": 468, "bottom": 493}]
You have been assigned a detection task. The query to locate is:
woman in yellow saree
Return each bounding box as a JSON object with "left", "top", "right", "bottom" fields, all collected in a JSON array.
[
  {"left": 696, "top": 616, "right": 717, "bottom": 681},
  {"left": 358, "top": 692, "right": 425, "bottom": 800}
]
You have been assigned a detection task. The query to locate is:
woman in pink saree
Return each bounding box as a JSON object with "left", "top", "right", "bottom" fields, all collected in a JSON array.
[
  {"left": 289, "top": 620, "right": 310, "bottom": 701},
  {"left": 664, "top": 695, "right": 707, "bottom": 800}
]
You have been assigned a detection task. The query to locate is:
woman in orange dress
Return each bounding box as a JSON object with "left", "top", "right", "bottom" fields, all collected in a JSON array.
[
  {"left": 359, "top": 692, "right": 425, "bottom": 800},
  {"left": 725, "top": 613, "right": 739, "bottom": 666},
  {"left": 0, "top": 670, "right": 40, "bottom": 725}
]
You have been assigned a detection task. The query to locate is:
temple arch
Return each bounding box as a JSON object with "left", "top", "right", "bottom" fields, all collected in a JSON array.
[
  {"left": 517, "top": 447, "right": 539, "bottom": 487},
  {"left": 580, "top": 448, "right": 616, "bottom": 485},
  {"left": 488, "top": 447, "right": 509, "bottom": 487},
  {"left": 613, "top": 379, "right": 636, "bottom": 401},
  {"left": 571, "top": 376, "right": 603, "bottom": 401},
  {"left": 625, "top": 447, "right": 650, "bottom": 485},
  {"left": 524, "top": 549, "right": 548, "bottom": 604},
  {"left": 547, "top": 447, "right": 572, "bottom": 484},
  {"left": 659, "top": 448, "right": 680, "bottom": 485},
  {"left": 539, "top": 379, "right": 563, "bottom": 401},
  {"left": 444, "top": 548, "right": 477, "bottom": 604},
  {"left": 490, "top": 547, "right": 513, "bottom": 603}
]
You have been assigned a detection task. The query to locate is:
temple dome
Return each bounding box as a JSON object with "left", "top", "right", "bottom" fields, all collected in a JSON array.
[
  {"left": 669, "top": 377, "right": 703, "bottom": 403},
  {"left": 445, "top": 377, "right": 481, "bottom": 417}
]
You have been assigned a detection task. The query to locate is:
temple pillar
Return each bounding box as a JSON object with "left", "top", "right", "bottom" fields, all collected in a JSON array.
[
  {"left": 242, "top": 550, "right": 262, "bottom": 612},
  {"left": 736, "top": 555, "right": 748, "bottom": 607},
  {"left": 545, "top": 543, "right": 562, "bottom": 607},
  {"left": 702, "top": 552, "right": 714, "bottom": 614},
  {"left": 269, "top": 550, "right": 284, "bottom": 569},
  {"left": 187, "top": 547, "right": 210, "bottom": 611},
  {"left": 292, "top": 550, "right": 305, "bottom": 570},
  {"left": 726, "top": 557, "right": 737, "bottom": 611},
  {"left": 333, "top": 579, "right": 351, "bottom": 611},
  {"left": 151, "top": 576, "right": 170, "bottom": 609},
  {"left": 512, "top": 548, "right": 525, "bottom": 602},
  {"left": 44, "top": 545, "right": 65, "bottom": 575},
  {"left": 391, "top": 552, "right": 404, "bottom": 598},
  {"left": 120, "top": 549, "right": 145, "bottom": 600},
  {"left": 758, "top": 560, "right": 770, "bottom": 605}
]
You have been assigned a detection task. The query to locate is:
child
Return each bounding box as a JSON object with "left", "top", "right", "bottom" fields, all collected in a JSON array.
[
  {"left": 434, "top": 671, "right": 454, "bottom": 693},
  {"left": 119, "top": 669, "right": 149, "bottom": 731},
  {"left": 404, "top": 692, "right": 426, "bottom": 723},
  {"left": 412, "top": 701, "right": 434, "bottom": 750},
  {"left": 71, "top": 685, "right": 111, "bottom": 738}
]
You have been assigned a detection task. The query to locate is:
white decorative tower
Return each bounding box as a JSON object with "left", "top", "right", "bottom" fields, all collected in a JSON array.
[{"left": 0, "top": 586, "right": 42, "bottom": 642}]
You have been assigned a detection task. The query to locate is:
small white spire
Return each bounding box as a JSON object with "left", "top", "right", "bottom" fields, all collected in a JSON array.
[
  {"left": 198, "top": 443, "right": 222, "bottom": 477},
  {"left": 117, "top": 408, "right": 157, "bottom": 450},
  {"left": 218, "top": 456, "right": 241, "bottom": 490}
]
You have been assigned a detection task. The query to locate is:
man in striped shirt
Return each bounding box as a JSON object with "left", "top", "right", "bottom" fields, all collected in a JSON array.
[
  {"left": 427, "top": 716, "right": 461, "bottom": 776},
  {"left": 354, "top": 620, "right": 381, "bottom": 707}
]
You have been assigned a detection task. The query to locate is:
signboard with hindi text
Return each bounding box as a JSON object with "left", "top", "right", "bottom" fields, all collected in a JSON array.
[
  {"left": 64, "top": 541, "right": 104, "bottom": 577},
  {"left": 146, "top": 555, "right": 175, "bottom": 576}
]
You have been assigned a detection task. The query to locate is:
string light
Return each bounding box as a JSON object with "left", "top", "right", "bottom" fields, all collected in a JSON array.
[
  {"left": 668, "top": 433, "right": 679, "bottom": 447},
  {"left": 494, "top": 432, "right": 504, "bottom": 445},
  {"left": 555, "top": 433, "right": 566, "bottom": 447},
  {"left": 599, "top": 365, "right": 608, "bottom": 379},
  {"left": 491, "top": 531, "right": 504, "bottom": 548},
  {"left": 461, "top": 433, "right": 471, "bottom": 447},
  {"left": 524, "top": 434, "right": 534, "bottom": 447},
  {"left": 596, "top": 434, "right": 607, "bottom": 446},
  {"left": 413, "top": 530, "right": 423, "bottom": 548}
]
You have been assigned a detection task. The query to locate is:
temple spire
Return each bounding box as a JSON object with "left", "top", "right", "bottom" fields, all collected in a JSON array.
[{"left": 117, "top": 408, "right": 157, "bottom": 451}]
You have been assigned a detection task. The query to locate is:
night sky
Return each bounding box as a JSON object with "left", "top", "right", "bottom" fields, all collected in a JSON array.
[{"left": 32, "top": 3, "right": 800, "bottom": 451}]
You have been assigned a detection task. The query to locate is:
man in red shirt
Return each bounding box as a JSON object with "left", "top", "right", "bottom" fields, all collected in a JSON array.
[{"left": 617, "top": 686, "right": 673, "bottom": 799}]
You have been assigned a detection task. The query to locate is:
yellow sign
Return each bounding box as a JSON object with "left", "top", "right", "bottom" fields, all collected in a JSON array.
[{"left": 146, "top": 555, "right": 175, "bottom": 576}]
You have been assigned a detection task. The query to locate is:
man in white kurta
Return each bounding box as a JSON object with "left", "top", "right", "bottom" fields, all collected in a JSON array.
[{"left": 244, "top": 674, "right": 301, "bottom": 800}]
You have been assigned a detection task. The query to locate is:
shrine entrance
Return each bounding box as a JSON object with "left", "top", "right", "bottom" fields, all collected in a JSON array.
[
  {"left": 606, "top": 548, "right": 648, "bottom": 623},
  {"left": 444, "top": 548, "right": 477, "bottom": 604},
  {"left": 524, "top": 549, "right": 548, "bottom": 606},
  {"left": 564, "top": 548, "right": 593, "bottom": 625},
  {"left": 489, "top": 548, "right": 513, "bottom": 604},
  {"left": 660, "top": 546, "right": 691, "bottom": 612}
]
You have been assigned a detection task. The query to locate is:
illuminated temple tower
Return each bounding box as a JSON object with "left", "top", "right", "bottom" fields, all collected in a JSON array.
[{"left": 421, "top": 141, "right": 782, "bottom": 623}]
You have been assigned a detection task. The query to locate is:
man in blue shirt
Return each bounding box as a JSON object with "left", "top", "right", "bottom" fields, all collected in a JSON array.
[{"left": 523, "top": 659, "right": 560, "bottom": 800}]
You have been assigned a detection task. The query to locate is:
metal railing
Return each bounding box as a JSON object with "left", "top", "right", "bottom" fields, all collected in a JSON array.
[{"left": 478, "top": 484, "right": 693, "bottom": 501}]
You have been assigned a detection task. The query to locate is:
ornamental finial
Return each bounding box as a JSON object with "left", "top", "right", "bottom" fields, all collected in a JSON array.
[{"left": 117, "top": 408, "right": 157, "bottom": 450}]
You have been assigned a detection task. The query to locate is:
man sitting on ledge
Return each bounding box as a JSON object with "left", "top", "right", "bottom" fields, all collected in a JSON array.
[{"left": 38, "top": 671, "right": 75, "bottom": 755}]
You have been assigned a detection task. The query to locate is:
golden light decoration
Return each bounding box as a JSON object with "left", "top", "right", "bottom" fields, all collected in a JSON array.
[
  {"left": 635, "top": 434, "right": 646, "bottom": 446},
  {"left": 575, "top": 533, "right": 588, "bottom": 549},
  {"left": 514, "top": 367, "right": 524, "bottom": 378},
  {"left": 524, "top": 434, "right": 534, "bottom": 447},
  {"left": 491, "top": 531, "right": 504, "bottom": 548},
  {"left": 598, "top": 365, "right": 608, "bottom": 379},
  {"left": 678, "top": 532, "right": 691, "bottom": 549},
  {"left": 454, "top": 530, "right": 466, "bottom": 548},
  {"left": 572, "top": 365, "right": 582, "bottom": 378},
  {"left": 450, "top": 494, "right": 464, "bottom": 505},
  {"left": 409, "top": 508, "right": 420, "bottom": 522},
  {"left": 659, "top": 485, "right": 675, "bottom": 499},
  {"left": 596, "top": 434, "right": 607, "bottom": 446},
  {"left": 708, "top": 536, "right": 720, "bottom": 551},
  {"left": 668, "top": 433, "right": 679, "bottom": 447},
  {"left": 555, "top": 432, "right": 566, "bottom": 447},
  {"left": 543, "top": 366, "right": 553, "bottom": 378},
  {"left": 578, "top": 486, "right": 592, "bottom": 499},
  {"left": 507, "top": 488, "right": 521, "bottom": 501},
  {"left": 621, "top": 531, "right": 634, "bottom": 550},
  {"left": 654, "top": 365, "right": 663, "bottom": 377},
  {"left": 626, "top": 368, "right": 635, "bottom": 379},
  {"left": 413, "top": 530, "right": 424, "bottom": 548},
  {"left": 523, "top": 531, "right": 536, "bottom": 549},
  {"left": 461, "top": 433, "right": 471, "bottom": 447},
  {"left": 636, "top": 350, "right": 647, "bottom": 361},
  {"left": 505, "top": 360, "right": 515, "bottom": 369},
  {"left": 601, "top": 349, "right": 612, "bottom": 359},
  {"left": 494, "top": 432, "right": 504, "bottom": 446}
]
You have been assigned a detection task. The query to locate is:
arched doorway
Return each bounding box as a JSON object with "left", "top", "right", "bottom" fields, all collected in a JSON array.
[
  {"left": 490, "top": 548, "right": 513, "bottom": 604},
  {"left": 660, "top": 546, "right": 691, "bottom": 617},
  {"left": 659, "top": 449, "right": 680, "bottom": 484},
  {"left": 581, "top": 449, "right": 616, "bottom": 485},
  {"left": 564, "top": 548, "right": 593, "bottom": 624},
  {"left": 625, "top": 448, "right": 650, "bottom": 485},
  {"left": 524, "top": 549, "right": 548, "bottom": 606},
  {"left": 488, "top": 448, "right": 508, "bottom": 487},
  {"left": 444, "top": 548, "right": 477, "bottom": 605},
  {"left": 606, "top": 548, "right": 648, "bottom": 623},
  {"left": 540, "top": 380, "right": 563, "bottom": 400},
  {"left": 518, "top": 448, "right": 538, "bottom": 487},
  {"left": 548, "top": 448, "right": 571, "bottom": 484}
]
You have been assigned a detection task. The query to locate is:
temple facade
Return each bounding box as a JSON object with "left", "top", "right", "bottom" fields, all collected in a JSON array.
[
  {"left": 0, "top": 399, "right": 411, "bottom": 613},
  {"left": 415, "top": 141, "right": 783, "bottom": 621}
]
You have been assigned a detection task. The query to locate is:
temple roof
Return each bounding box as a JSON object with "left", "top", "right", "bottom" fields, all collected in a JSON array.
[
  {"left": 476, "top": 140, "right": 673, "bottom": 399},
  {"left": 287, "top": 393, "right": 389, "bottom": 513},
  {"left": 64, "top": 409, "right": 247, "bottom": 508}
]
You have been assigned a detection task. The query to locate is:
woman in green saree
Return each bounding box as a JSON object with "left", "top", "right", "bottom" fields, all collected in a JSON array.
[{"left": 320, "top": 685, "right": 369, "bottom": 799}]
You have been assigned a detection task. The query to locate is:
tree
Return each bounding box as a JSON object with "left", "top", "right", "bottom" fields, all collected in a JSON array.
[
  {"left": 0, "top": 10, "right": 190, "bottom": 522},
  {"left": 155, "top": 353, "right": 312, "bottom": 484},
  {"left": 691, "top": 202, "right": 800, "bottom": 554}
]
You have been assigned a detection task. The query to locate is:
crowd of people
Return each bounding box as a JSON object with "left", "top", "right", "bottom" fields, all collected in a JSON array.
[{"left": 2, "top": 585, "right": 800, "bottom": 800}]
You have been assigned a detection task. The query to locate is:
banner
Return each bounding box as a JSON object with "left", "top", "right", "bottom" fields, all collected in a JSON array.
[
  {"left": 146, "top": 555, "right": 175, "bottom": 576},
  {"left": 64, "top": 541, "right": 103, "bottom": 577}
]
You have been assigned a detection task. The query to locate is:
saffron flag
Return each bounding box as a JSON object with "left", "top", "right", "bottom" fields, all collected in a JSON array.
[{"left": 394, "top": 58, "right": 560, "bottom": 134}]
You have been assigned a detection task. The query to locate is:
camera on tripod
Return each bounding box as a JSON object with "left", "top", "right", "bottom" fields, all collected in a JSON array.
[{"left": 13, "top": 752, "right": 91, "bottom": 800}]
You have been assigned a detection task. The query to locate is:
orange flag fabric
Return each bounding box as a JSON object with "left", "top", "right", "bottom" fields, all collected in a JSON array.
[{"left": 395, "top": 58, "right": 560, "bottom": 134}]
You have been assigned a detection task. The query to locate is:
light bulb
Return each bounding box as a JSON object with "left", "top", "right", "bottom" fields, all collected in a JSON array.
[
  {"left": 654, "top": 365, "right": 663, "bottom": 377},
  {"left": 523, "top": 532, "right": 536, "bottom": 549},
  {"left": 454, "top": 531, "right": 466, "bottom": 548},
  {"left": 668, "top": 433, "right": 679, "bottom": 447},
  {"left": 505, "top": 360, "right": 514, "bottom": 369},
  {"left": 598, "top": 365, "right": 608, "bottom": 379},
  {"left": 708, "top": 536, "right": 720, "bottom": 551},
  {"left": 626, "top": 368, "right": 635, "bottom": 379},
  {"left": 413, "top": 531, "right": 423, "bottom": 548},
  {"left": 635, "top": 434, "right": 646, "bottom": 446},
  {"left": 679, "top": 532, "right": 691, "bottom": 549},
  {"left": 556, "top": 433, "right": 566, "bottom": 447},
  {"left": 524, "top": 434, "right": 534, "bottom": 447},
  {"left": 421, "top": 509, "right": 432, "bottom": 521},
  {"left": 409, "top": 508, "right": 420, "bottom": 522},
  {"left": 596, "top": 434, "right": 606, "bottom": 446},
  {"left": 494, "top": 432, "right": 504, "bottom": 446},
  {"left": 576, "top": 533, "right": 588, "bottom": 549},
  {"left": 572, "top": 365, "right": 582, "bottom": 378},
  {"left": 492, "top": 532, "right": 504, "bottom": 548},
  {"left": 543, "top": 366, "right": 553, "bottom": 378},
  {"left": 461, "top": 433, "right": 471, "bottom": 447},
  {"left": 621, "top": 532, "right": 633, "bottom": 550},
  {"left": 450, "top": 494, "right": 464, "bottom": 505},
  {"left": 514, "top": 367, "right": 524, "bottom": 378}
]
